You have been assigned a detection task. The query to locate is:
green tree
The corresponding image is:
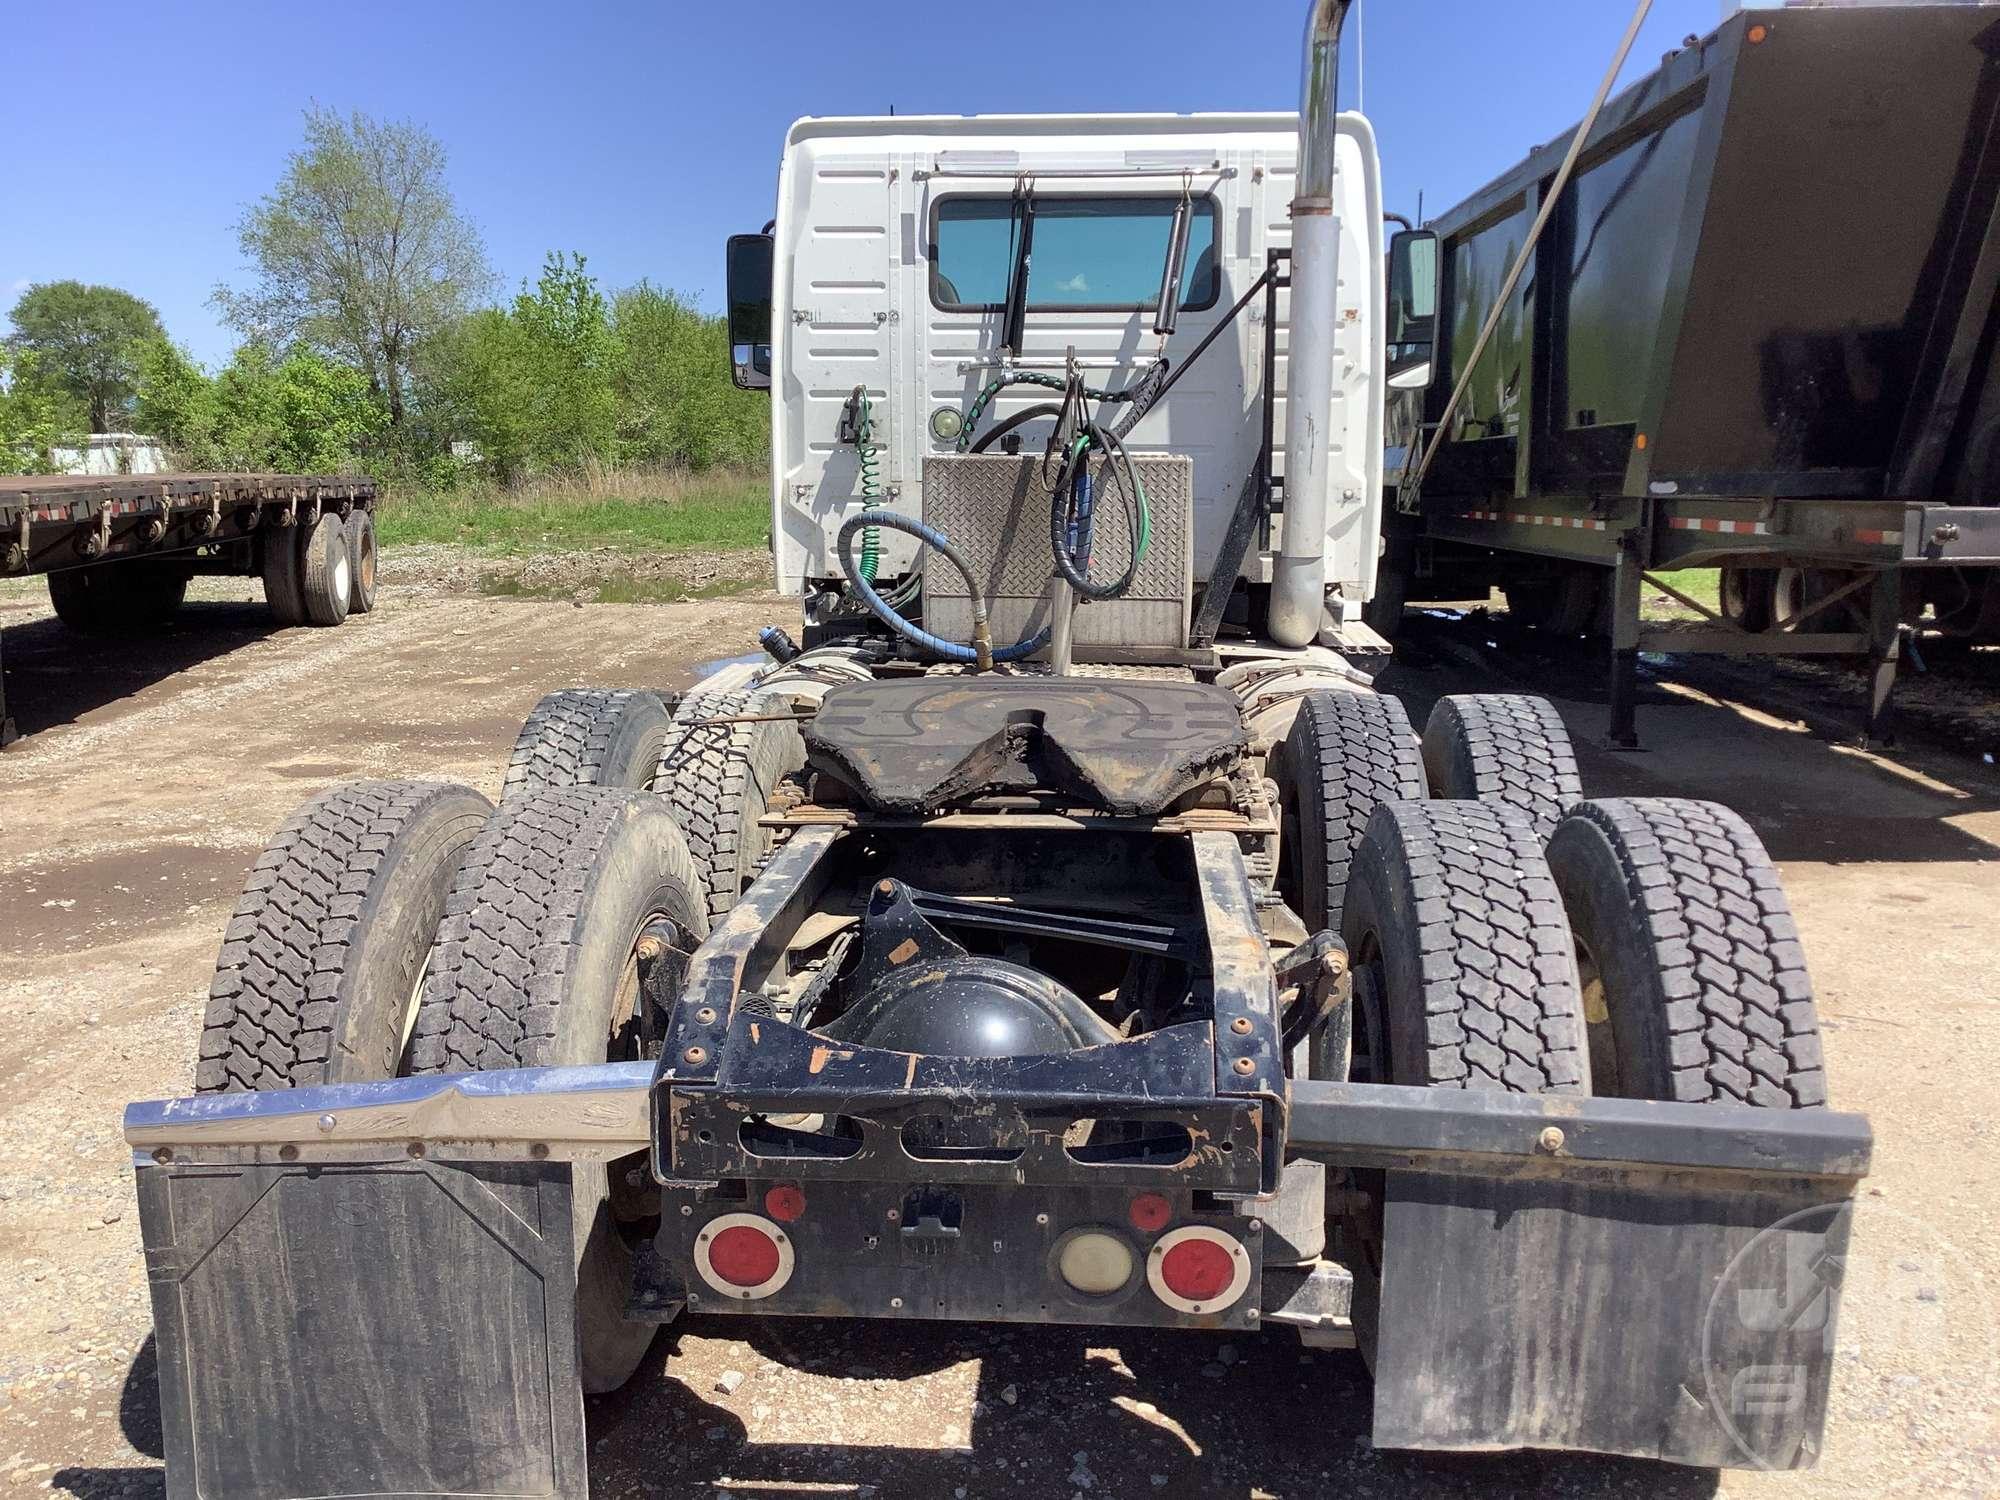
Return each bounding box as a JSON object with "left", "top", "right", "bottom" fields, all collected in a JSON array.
[
  {"left": 420, "top": 253, "right": 621, "bottom": 482},
  {"left": 6, "top": 280, "right": 164, "bottom": 429},
  {"left": 134, "top": 339, "right": 218, "bottom": 457},
  {"left": 215, "top": 106, "right": 491, "bottom": 425},
  {"left": 613, "top": 283, "right": 767, "bottom": 469},
  {"left": 514, "top": 252, "right": 619, "bottom": 469},
  {"left": 0, "top": 347, "right": 81, "bottom": 474},
  {"left": 135, "top": 339, "right": 385, "bottom": 473}
]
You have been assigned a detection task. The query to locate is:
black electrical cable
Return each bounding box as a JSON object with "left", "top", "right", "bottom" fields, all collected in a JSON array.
[
  {"left": 968, "top": 402, "right": 1065, "bottom": 454},
  {"left": 1047, "top": 414, "right": 1145, "bottom": 602}
]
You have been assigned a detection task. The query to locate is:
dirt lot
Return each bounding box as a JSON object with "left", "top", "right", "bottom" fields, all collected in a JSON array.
[{"left": 1, "top": 558, "right": 1996, "bottom": 1499}]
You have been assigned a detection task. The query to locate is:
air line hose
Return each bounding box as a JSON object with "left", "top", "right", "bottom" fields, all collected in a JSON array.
[
  {"left": 837, "top": 509, "right": 1051, "bottom": 668},
  {"left": 853, "top": 389, "right": 882, "bottom": 583}
]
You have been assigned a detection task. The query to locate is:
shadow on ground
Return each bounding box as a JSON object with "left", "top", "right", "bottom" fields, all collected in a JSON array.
[
  {"left": 70, "top": 1319, "right": 1725, "bottom": 1500},
  {"left": 587, "top": 1317, "right": 1725, "bottom": 1499},
  {"left": 1, "top": 601, "right": 283, "bottom": 743},
  {"left": 1379, "top": 610, "right": 2000, "bottom": 866}
]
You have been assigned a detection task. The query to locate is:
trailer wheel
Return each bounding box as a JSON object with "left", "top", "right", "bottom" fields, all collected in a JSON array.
[
  {"left": 195, "top": 780, "right": 493, "bottom": 1093},
  {"left": 503, "top": 688, "right": 672, "bottom": 801},
  {"left": 1719, "top": 566, "right": 1774, "bottom": 633},
  {"left": 654, "top": 686, "right": 808, "bottom": 921},
  {"left": 1343, "top": 799, "right": 1591, "bottom": 1094},
  {"left": 47, "top": 560, "right": 189, "bottom": 633},
  {"left": 261, "top": 527, "right": 306, "bottom": 625},
  {"left": 1546, "top": 797, "right": 1827, "bottom": 1107},
  {"left": 1268, "top": 690, "right": 1426, "bottom": 937},
  {"left": 409, "top": 787, "right": 709, "bottom": 1392},
  {"left": 346, "top": 509, "right": 379, "bottom": 614},
  {"left": 298, "top": 512, "right": 352, "bottom": 625},
  {"left": 1419, "top": 693, "right": 1582, "bottom": 843},
  {"left": 1504, "top": 569, "right": 1599, "bottom": 636}
]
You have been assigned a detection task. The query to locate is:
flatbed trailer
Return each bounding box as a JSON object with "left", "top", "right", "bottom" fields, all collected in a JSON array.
[
  {"left": 1382, "top": 2, "right": 2000, "bottom": 744},
  {"left": 0, "top": 471, "right": 379, "bottom": 743}
]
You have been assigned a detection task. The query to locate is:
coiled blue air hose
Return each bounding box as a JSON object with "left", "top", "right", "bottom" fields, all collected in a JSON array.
[{"left": 837, "top": 509, "right": 1050, "bottom": 668}]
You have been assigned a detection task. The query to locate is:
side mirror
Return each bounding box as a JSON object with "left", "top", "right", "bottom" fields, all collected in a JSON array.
[
  {"left": 726, "top": 232, "right": 774, "bottom": 391},
  {"left": 1386, "top": 228, "right": 1440, "bottom": 389}
]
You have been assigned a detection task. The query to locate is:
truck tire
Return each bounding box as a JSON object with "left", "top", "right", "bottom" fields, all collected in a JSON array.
[
  {"left": 502, "top": 688, "right": 672, "bottom": 802},
  {"left": 262, "top": 526, "right": 306, "bottom": 625},
  {"left": 1267, "top": 689, "right": 1425, "bottom": 937},
  {"left": 1504, "top": 570, "right": 1599, "bottom": 636},
  {"left": 1546, "top": 798, "right": 1827, "bottom": 1107},
  {"left": 347, "top": 509, "right": 379, "bottom": 614},
  {"left": 408, "top": 787, "right": 709, "bottom": 1393},
  {"left": 195, "top": 780, "right": 493, "bottom": 1093},
  {"left": 47, "top": 560, "right": 189, "bottom": 633},
  {"left": 1420, "top": 693, "right": 1582, "bottom": 843},
  {"left": 299, "top": 511, "right": 352, "bottom": 626},
  {"left": 1342, "top": 799, "right": 1591, "bottom": 1093},
  {"left": 1719, "top": 566, "right": 1774, "bottom": 633},
  {"left": 654, "top": 686, "right": 808, "bottom": 922}
]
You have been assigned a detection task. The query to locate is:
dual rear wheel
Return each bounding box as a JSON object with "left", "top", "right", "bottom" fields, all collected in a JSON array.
[
  {"left": 1274, "top": 687, "right": 1826, "bottom": 1108},
  {"left": 197, "top": 679, "right": 799, "bottom": 1392}
]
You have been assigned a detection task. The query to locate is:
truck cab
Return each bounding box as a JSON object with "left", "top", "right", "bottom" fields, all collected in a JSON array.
[{"left": 729, "top": 111, "right": 1388, "bottom": 646}]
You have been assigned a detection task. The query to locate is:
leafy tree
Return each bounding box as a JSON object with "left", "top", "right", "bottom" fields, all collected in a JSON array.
[
  {"left": 514, "top": 252, "right": 619, "bottom": 470},
  {"left": 0, "top": 347, "right": 82, "bottom": 474},
  {"left": 6, "top": 280, "right": 164, "bottom": 429},
  {"left": 614, "top": 283, "right": 767, "bottom": 469},
  {"left": 135, "top": 339, "right": 385, "bottom": 473},
  {"left": 133, "top": 339, "right": 218, "bottom": 456},
  {"left": 421, "top": 253, "right": 621, "bottom": 482},
  {"left": 215, "top": 106, "right": 491, "bottom": 425}
]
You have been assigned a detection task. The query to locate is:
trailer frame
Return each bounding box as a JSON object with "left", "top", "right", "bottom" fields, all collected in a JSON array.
[{"left": 0, "top": 472, "right": 377, "bottom": 744}]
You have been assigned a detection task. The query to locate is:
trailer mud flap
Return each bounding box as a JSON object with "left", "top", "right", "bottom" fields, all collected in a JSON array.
[
  {"left": 1371, "top": 1169, "right": 1852, "bottom": 1468},
  {"left": 138, "top": 1157, "right": 587, "bottom": 1500}
]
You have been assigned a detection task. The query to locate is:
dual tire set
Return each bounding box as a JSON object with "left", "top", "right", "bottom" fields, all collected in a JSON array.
[
  {"left": 43, "top": 508, "right": 378, "bottom": 634},
  {"left": 262, "top": 508, "right": 378, "bottom": 627},
  {"left": 195, "top": 681, "right": 803, "bottom": 1391},
  {"left": 1269, "top": 688, "right": 1826, "bottom": 1110}
]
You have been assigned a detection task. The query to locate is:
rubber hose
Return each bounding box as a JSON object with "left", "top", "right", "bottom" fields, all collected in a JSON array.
[
  {"left": 1048, "top": 422, "right": 1144, "bottom": 600},
  {"left": 968, "top": 402, "right": 1065, "bottom": 455},
  {"left": 837, "top": 509, "right": 1050, "bottom": 666}
]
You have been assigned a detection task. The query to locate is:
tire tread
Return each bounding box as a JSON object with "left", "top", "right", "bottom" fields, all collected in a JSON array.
[
  {"left": 1350, "top": 799, "right": 1589, "bottom": 1093},
  {"left": 502, "top": 689, "right": 669, "bottom": 801},
  {"left": 1558, "top": 797, "right": 1825, "bottom": 1107},
  {"left": 197, "top": 780, "right": 485, "bottom": 1092},
  {"left": 1422, "top": 693, "right": 1582, "bottom": 841}
]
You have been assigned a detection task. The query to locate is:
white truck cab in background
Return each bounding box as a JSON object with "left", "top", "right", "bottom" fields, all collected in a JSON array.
[{"left": 727, "top": 108, "right": 1392, "bottom": 647}]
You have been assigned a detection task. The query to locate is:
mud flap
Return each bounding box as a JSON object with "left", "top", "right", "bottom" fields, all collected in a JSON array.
[
  {"left": 1371, "top": 1169, "right": 1851, "bottom": 1468},
  {"left": 139, "top": 1157, "right": 587, "bottom": 1500}
]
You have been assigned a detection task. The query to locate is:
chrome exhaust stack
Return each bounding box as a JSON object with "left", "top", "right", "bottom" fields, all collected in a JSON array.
[{"left": 1269, "top": 0, "right": 1353, "bottom": 648}]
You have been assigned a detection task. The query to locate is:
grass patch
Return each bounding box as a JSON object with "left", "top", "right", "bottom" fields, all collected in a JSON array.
[
  {"left": 1642, "top": 568, "right": 1722, "bottom": 622},
  {"left": 377, "top": 466, "right": 770, "bottom": 554}
]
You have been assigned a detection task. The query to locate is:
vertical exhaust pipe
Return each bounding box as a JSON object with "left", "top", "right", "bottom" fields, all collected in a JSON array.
[{"left": 1270, "top": 0, "right": 1353, "bottom": 648}]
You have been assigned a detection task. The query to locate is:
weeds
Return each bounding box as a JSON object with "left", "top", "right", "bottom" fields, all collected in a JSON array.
[{"left": 377, "top": 464, "right": 770, "bottom": 553}]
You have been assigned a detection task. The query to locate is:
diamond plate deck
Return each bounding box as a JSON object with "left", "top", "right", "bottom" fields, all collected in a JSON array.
[{"left": 922, "top": 453, "right": 1194, "bottom": 652}]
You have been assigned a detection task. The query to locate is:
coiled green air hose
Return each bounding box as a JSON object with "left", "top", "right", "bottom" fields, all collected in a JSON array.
[{"left": 853, "top": 389, "right": 882, "bottom": 583}]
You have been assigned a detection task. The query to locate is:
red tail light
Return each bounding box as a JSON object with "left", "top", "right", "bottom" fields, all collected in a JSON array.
[
  {"left": 694, "top": 1212, "right": 795, "bottom": 1300},
  {"left": 1146, "top": 1225, "right": 1250, "bottom": 1314}
]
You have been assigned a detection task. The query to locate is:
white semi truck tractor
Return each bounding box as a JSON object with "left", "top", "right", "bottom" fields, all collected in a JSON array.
[{"left": 124, "top": 5, "right": 1865, "bottom": 1494}]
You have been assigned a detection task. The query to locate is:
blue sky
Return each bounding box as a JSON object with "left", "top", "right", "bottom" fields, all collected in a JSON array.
[{"left": 1, "top": 0, "right": 1751, "bottom": 368}]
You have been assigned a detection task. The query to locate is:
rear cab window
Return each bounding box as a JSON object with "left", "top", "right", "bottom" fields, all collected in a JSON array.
[{"left": 930, "top": 195, "right": 1220, "bottom": 312}]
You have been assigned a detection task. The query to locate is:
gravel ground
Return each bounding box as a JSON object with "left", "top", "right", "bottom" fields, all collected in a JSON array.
[{"left": 0, "top": 551, "right": 1995, "bottom": 1498}]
